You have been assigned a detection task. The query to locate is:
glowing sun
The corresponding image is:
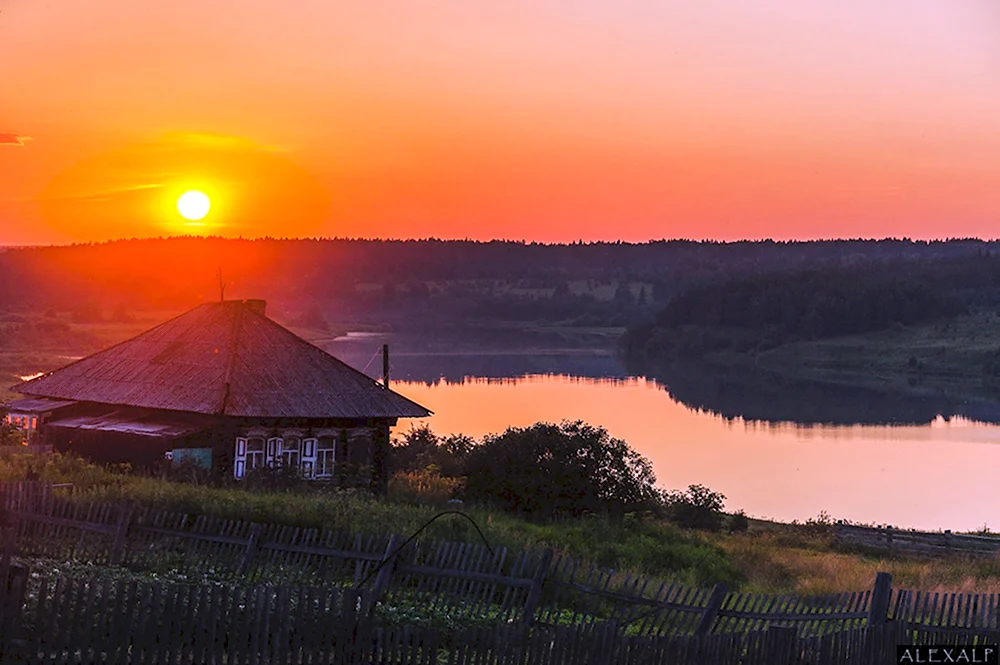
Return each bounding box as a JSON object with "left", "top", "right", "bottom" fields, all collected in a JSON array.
[{"left": 176, "top": 190, "right": 211, "bottom": 220}]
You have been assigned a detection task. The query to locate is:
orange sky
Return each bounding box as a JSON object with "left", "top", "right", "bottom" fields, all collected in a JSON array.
[{"left": 1, "top": 1, "right": 998, "bottom": 244}]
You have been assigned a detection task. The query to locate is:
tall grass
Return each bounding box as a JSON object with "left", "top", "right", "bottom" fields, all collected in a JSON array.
[
  {"left": 5, "top": 453, "right": 1000, "bottom": 594},
  {"left": 0, "top": 453, "right": 735, "bottom": 586}
]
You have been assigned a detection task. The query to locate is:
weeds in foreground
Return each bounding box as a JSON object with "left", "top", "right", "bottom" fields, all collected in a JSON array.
[{"left": 6, "top": 454, "right": 1000, "bottom": 596}]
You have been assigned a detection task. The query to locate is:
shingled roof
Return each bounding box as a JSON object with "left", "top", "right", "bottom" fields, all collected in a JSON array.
[{"left": 15, "top": 300, "right": 431, "bottom": 419}]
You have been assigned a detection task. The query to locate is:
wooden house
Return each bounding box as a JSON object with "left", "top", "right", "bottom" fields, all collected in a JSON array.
[{"left": 5, "top": 299, "right": 430, "bottom": 488}]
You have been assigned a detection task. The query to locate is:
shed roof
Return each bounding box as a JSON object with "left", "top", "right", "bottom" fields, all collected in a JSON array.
[
  {"left": 46, "top": 412, "right": 212, "bottom": 439},
  {"left": 15, "top": 300, "right": 431, "bottom": 419},
  {"left": 4, "top": 397, "right": 79, "bottom": 414}
]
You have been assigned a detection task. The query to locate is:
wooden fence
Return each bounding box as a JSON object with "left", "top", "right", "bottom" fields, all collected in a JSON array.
[
  {"left": 0, "top": 482, "right": 881, "bottom": 638},
  {"left": 1, "top": 572, "right": 999, "bottom": 665},
  {"left": 4, "top": 483, "right": 1000, "bottom": 645},
  {"left": 835, "top": 522, "right": 1000, "bottom": 556}
]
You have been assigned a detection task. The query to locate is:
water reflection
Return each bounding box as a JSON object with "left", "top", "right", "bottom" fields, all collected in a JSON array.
[
  {"left": 386, "top": 374, "right": 1000, "bottom": 531},
  {"left": 327, "top": 335, "right": 628, "bottom": 385},
  {"left": 330, "top": 333, "right": 1000, "bottom": 427},
  {"left": 326, "top": 332, "right": 1000, "bottom": 530},
  {"left": 634, "top": 359, "right": 1000, "bottom": 426}
]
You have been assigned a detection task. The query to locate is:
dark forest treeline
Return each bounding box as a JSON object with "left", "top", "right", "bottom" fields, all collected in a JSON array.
[
  {"left": 1, "top": 237, "right": 999, "bottom": 328},
  {"left": 621, "top": 255, "right": 1000, "bottom": 363}
]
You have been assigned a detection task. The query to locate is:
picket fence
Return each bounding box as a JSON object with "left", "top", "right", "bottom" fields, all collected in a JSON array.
[
  {"left": 0, "top": 482, "right": 884, "bottom": 639},
  {"left": 835, "top": 522, "right": 1000, "bottom": 556},
  {"left": 2, "top": 482, "right": 1000, "bottom": 662},
  {"left": 1, "top": 574, "right": 999, "bottom": 665}
]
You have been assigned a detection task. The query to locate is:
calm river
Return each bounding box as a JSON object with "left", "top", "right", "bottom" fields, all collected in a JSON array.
[{"left": 329, "top": 332, "right": 1000, "bottom": 532}]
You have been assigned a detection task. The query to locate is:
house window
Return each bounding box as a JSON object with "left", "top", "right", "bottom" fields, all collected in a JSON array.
[
  {"left": 266, "top": 437, "right": 281, "bottom": 466},
  {"left": 301, "top": 438, "right": 317, "bottom": 478},
  {"left": 280, "top": 437, "right": 301, "bottom": 469},
  {"left": 316, "top": 435, "right": 336, "bottom": 478},
  {"left": 246, "top": 437, "right": 265, "bottom": 471}
]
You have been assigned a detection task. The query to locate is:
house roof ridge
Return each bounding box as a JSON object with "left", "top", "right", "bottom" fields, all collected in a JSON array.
[{"left": 14, "top": 299, "right": 430, "bottom": 419}]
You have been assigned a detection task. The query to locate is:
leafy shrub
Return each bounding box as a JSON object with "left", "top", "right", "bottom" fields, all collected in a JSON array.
[
  {"left": 240, "top": 464, "right": 311, "bottom": 493},
  {"left": 462, "top": 420, "right": 659, "bottom": 518},
  {"left": 0, "top": 452, "right": 121, "bottom": 488},
  {"left": 728, "top": 509, "right": 750, "bottom": 533},
  {"left": 802, "top": 510, "right": 835, "bottom": 537},
  {"left": 388, "top": 469, "right": 464, "bottom": 505},
  {"left": 390, "top": 425, "right": 472, "bottom": 477},
  {"left": 665, "top": 484, "right": 726, "bottom": 531},
  {"left": 0, "top": 423, "right": 23, "bottom": 447}
]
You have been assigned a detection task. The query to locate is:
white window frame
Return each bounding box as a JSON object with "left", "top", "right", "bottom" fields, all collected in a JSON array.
[
  {"left": 246, "top": 437, "right": 265, "bottom": 472},
  {"left": 234, "top": 437, "right": 248, "bottom": 478},
  {"left": 266, "top": 437, "right": 282, "bottom": 467},
  {"left": 301, "top": 437, "right": 318, "bottom": 478},
  {"left": 280, "top": 436, "right": 301, "bottom": 470},
  {"left": 315, "top": 435, "right": 337, "bottom": 478}
]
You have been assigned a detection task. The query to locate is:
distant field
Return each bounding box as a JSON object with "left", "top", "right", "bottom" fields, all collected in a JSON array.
[
  {"left": 756, "top": 312, "right": 1000, "bottom": 400},
  {"left": 0, "top": 311, "right": 181, "bottom": 400}
]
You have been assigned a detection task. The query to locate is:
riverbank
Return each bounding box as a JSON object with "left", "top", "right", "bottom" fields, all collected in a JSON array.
[{"left": 753, "top": 311, "right": 1000, "bottom": 402}]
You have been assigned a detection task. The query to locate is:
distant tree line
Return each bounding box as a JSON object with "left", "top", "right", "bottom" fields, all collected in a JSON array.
[
  {"left": 621, "top": 260, "right": 982, "bottom": 363},
  {"left": 2, "top": 237, "right": 999, "bottom": 329}
]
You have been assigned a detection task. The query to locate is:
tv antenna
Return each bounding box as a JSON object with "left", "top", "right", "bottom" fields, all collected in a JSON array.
[{"left": 217, "top": 267, "right": 226, "bottom": 302}]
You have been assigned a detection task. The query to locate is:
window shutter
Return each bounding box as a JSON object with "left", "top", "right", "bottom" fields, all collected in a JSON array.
[
  {"left": 234, "top": 437, "right": 248, "bottom": 479},
  {"left": 302, "top": 437, "right": 318, "bottom": 479},
  {"left": 267, "top": 437, "right": 281, "bottom": 466}
]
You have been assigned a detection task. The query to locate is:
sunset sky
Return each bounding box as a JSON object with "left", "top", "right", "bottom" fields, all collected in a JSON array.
[{"left": 1, "top": 1, "right": 997, "bottom": 244}]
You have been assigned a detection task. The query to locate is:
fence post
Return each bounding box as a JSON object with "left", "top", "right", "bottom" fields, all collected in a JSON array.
[
  {"left": 587, "top": 621, "right": 618, "bottom": 665},
  {"left": 521, "top": 548, "right": 553, "bottom": 627},
  {"left": 0, "top": 527, "right": 15, "bottom": 587},
  {"left": 109, "top": 502, "right": 134, "bottom": 566},
  {"left": 371, "top": 533, "right": 405, "bottom": 603},
  {"left": 868, "top": 572, "right": 893, "bottom": 627},
  {"left": 239, "top": 524, "right": 263, "bottom": 576},
  {"left": 694, "top": 583, "right": 729, "bottom": 636},
  {"left": 764, "top": 625, "right": 797, "bottom": 663},
  {"left": 0, "top": 562, "right": 28, "bottom": 662}
]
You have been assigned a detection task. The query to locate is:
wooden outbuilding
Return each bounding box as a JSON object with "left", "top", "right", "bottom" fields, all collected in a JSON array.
[{"left": 6, "top": 299, "right": 430, "bottom": 489}]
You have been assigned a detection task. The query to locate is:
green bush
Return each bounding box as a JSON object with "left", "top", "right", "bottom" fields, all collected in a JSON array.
[
  {"left": 728, "top": 509, "right": 750, "bottom": 533},
  {"left": 390, "top": 425, "right": 472, "bottom": 478},
  {"left": 388, "top": 469, "right": 464, "bottom": 505},
  {"left": 665, "top": 484, "right": 726, "bottom": 531},
  {"left": 462, "top": 420, "right": 660, "bottom": 518}
]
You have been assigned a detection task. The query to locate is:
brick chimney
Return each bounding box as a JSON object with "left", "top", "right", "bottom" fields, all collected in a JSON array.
[{"left": 243, "top": 299, "right": 267, "bottom": 316}]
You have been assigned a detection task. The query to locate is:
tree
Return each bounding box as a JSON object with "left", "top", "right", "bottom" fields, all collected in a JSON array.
[
  {"left": 664, "top": 484, "right": 726, "bottom": 531},
  {"left": 462, "top": 420, "right": 659, "bottom": 518},
  {"left": 0, "top": 408, "right": 24, "bottom": 446},
  {"left": 612, "top": 281, "right": 636, "bottom": 307},
  {"left": 390, "top": 425, "right": 472, "bottom": 477}
]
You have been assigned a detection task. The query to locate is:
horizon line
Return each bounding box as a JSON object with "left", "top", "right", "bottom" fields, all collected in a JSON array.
[{"left": 4, "top": 234, "right": 1000, "bottom": 249}]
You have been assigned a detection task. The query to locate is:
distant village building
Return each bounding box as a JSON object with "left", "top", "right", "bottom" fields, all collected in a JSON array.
[{"left": 4, "top": 300, "right": 430, "bottom": 488}]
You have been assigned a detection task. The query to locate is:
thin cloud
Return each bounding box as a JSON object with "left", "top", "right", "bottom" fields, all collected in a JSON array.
[
  {"left": 0, "top": 133, "right": 31, "bottom": 146},
  {"left": 0, "top": 183, "right": 167, "bottom": 205},
  {"left": 37, "top": 183, "right": 166, "bottom": 203},
  {"left": 157, "top": 132, "right": 286, "bottom": 153}
]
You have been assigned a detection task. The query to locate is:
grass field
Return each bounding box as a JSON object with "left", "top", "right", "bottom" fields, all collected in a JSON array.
[{"left": 4, "top": 453, "right": 1000, "bottom": 596}]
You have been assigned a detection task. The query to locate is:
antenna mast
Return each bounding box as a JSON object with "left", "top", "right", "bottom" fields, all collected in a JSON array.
[{"left": 217, "top": 268, "right": 226, "bottom": 302}]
